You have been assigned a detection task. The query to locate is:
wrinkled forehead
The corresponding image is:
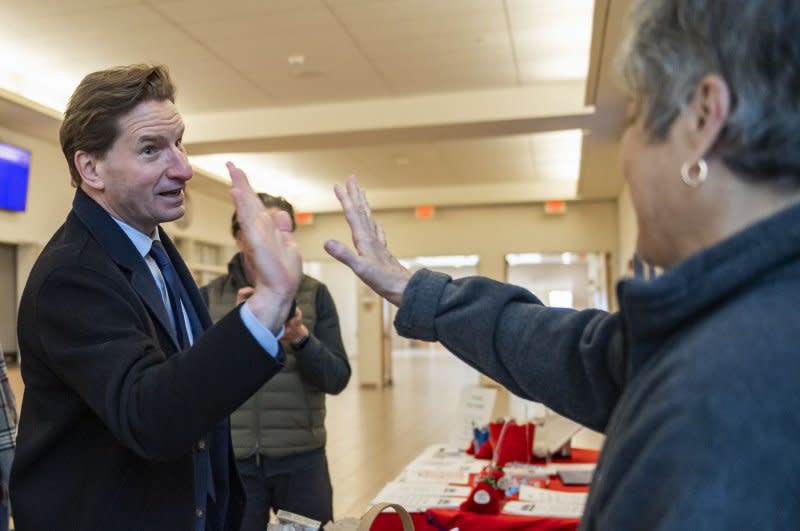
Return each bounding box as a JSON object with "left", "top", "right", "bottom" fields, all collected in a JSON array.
[{"left": 117, "top": 99, "right": 185, "bottom": 141}]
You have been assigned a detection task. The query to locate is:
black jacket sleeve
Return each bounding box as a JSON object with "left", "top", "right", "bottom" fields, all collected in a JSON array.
[
  {"left": 32, "top": 265, "right": 283, "bottom": 460},
  {"left": 292, "top": 283, "right": 351, "bottom": 394}
]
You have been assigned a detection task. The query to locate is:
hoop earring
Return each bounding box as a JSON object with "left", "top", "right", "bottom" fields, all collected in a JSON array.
[{"left": 680, "top": 159, "right": 708, "bottom": 188}]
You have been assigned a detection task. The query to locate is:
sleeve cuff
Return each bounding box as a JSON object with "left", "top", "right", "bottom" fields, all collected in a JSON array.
[
  {"left": 394, "top": 269, "right": 450, "bottom": 341},
  {"left": 239, "top": 303, "right": 285, "bottom": 358}
]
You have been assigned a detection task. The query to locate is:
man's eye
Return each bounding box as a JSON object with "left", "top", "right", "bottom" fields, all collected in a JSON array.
[{"left": 142, "top": 146, "right": 156, "bottom": 155}]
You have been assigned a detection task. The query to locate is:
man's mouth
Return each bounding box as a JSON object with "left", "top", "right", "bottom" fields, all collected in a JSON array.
[{"left": 159, "top": 189, "right": 183, "bottom": 197}]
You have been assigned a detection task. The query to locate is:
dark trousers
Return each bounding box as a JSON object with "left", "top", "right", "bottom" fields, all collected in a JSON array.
[{"left": 236, "top": 455, "right": 333, "bottom": 531}]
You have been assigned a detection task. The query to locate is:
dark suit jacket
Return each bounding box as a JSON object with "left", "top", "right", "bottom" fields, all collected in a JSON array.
[{"left": 11, "top": 189, "right": 283, "bottom": 530}]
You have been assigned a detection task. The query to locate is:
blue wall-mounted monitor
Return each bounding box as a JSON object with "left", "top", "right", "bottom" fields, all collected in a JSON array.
[{"left": 0, "top": 140, "right": 31, "bottom": 212}]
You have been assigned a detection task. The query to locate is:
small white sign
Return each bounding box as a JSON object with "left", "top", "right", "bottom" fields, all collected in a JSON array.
[{"left": 451, "top": 385, "right": 497, "bottom": 447}]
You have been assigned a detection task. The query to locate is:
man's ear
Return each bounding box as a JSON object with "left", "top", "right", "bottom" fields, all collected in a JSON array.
[
  {"left": 75, "top": 151, "right": 104, "bottom": 191},
  {"left": 684, "top": 74, "right": 731, "bottom": 159}
]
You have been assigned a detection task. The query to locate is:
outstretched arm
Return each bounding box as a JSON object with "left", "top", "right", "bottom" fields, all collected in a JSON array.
[
  {"left": 324, "top": 176, "right": 626, "bottom": 431},
  {"left": 324, "top": 176, "right": 411, "bottom": 306}
]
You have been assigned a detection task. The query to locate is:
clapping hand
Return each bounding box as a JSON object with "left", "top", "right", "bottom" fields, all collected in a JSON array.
[
  {"left": 228, "top": 161, "right": 302, "bottom": 331},
  {"left": 283, "top": 307, "right": 309, "bottom": 346}
]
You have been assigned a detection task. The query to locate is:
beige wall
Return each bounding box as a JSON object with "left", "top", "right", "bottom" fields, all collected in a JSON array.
[
  {"left": 1, "top": 125, "right": 76, "bottom": 312},
  {"left": 293, "top": 201, "right": 620, "bottom": 284},
  {"left": 292, "top": 201, "right": 620, "bottom": 386},
  {"left": 616, "top": 181, "right": 637, "bottom": 278},
  {"left": 0, "top": 125, "right": 75, "bottom": 247},
  {"left": 2, "top": 117, "right": 626, "bottom": 294},
  {"left": 0, "top": 124, "right": 238, "bottom": 251}
]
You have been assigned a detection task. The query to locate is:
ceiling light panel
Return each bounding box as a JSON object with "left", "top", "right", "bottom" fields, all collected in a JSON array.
[
  {"left": 507, "top": 0, "right": 595, "bottom": 82},
  {"left": 190, "top": 153, "right": 321, "bottom": 205}
]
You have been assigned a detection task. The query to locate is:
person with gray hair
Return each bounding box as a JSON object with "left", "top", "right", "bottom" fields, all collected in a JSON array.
[{"left": 325, "top": 0, "right": 800, "bottom": 528}]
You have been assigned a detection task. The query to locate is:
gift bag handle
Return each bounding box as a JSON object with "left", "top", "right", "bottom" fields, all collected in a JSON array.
[{"left": 357, "top": 502, "right": 415, "bottom": 531}]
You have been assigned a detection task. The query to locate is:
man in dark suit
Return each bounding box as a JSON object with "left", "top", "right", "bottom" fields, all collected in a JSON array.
[{"left": 10, "top": 64, "right": 301, "bottom": 530}]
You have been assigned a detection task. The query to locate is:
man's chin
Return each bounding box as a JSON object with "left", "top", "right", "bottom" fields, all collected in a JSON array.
[{"left": 162, "top": 207, "right": 185, "bottom": 224}]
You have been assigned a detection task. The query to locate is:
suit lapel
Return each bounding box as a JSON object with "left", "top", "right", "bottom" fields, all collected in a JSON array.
[
  {"left": 131, "top": 270, "right": 182, "bottom": 350},
  {"left": 71, "top": 189, "right": 182, "bottom": 350},
  {"left": 158, "top": 228, "right": 213, "bottom": 333}
]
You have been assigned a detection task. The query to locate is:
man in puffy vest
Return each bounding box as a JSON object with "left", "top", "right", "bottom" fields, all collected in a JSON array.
[{"left": 201, "top": 193, "right": 351, "bottom": 529}]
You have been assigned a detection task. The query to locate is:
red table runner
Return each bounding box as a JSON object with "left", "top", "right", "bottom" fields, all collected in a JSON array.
[{"left": 368, "top": 448, "right": 599, "bottom": 531}]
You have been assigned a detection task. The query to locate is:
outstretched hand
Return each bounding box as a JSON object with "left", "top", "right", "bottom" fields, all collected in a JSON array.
[
  {"left": 228, "top": 161, "right": 302, "bottom": 330},
  {"left": 324, "top": 176, "right": 411, "bottom": 307}
]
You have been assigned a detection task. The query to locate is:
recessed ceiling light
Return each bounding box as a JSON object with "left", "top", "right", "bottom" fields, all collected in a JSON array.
[{"left": 287, "top": 54, "right": 305, "bottom": 65}]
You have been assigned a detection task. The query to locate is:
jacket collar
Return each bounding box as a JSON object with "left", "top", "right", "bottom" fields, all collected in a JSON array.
[
  {"left": 72, "top": 187, "right": 146, "bottom": 273},
  {"left": 71, "top": 188, "right": 212, "bottom": 347},
  {"left": 618, "top": 201, "right": 800, "bottom": 373}
]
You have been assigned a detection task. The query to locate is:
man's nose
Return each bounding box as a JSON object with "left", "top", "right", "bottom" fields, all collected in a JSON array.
[{"left": 167, "top": 147, "right": 193, "bottom": 181}]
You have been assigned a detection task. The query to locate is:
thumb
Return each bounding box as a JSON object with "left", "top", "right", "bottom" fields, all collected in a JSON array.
[{"left": 324, "top": 239, "right": 360, "bottom": 270}]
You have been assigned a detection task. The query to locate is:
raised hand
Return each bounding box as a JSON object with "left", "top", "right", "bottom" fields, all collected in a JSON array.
[
  {"left": 228, "top": 161, "right": 302, "bottom": 330},
  {"left": 324, "top": 176, "right": 411, "bottom": 307}
]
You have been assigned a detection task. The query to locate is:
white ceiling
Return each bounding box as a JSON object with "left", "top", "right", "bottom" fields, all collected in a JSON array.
[{"left": 0, "top": 0, "right": 631, "bottom": 213}]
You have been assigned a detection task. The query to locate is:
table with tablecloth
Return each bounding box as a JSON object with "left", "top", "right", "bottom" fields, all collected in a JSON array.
[{"left": 367, "top": 448, "right": 599, "bottom": 531}]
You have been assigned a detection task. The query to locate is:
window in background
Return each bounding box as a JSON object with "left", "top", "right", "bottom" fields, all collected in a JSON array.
[
  {"left": 548, "top": 289, "right": 574, "bottom": 308},
  {"left": 506, "top": 252, "right": 609, "bottom": 311}
]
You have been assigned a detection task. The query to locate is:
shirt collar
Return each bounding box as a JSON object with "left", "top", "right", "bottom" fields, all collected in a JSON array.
[{"left": 111, "top": 217, "right": 161, "bottom": 258}]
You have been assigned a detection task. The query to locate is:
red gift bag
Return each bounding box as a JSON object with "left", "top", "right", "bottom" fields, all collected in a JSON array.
[{"left": 490, "top": 420, "right": 535, "bottom": 467}]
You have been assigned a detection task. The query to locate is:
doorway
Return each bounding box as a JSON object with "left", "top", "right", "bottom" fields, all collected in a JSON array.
[{"left": 506, "top": 252, "right": 609, "bottom": 310}]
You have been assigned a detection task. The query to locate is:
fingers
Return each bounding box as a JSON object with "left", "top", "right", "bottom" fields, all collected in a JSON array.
[
  {"left": 334, "top": 181, "right": 366, "bottom": 248},
  {"left": 228, "top": 161, "right": 257, "bottom": 211},
  {"left": 350, "top": 177, "right": 375, "bottom": 241},
  {"left": 227, "top": 161, "right": 252, "bottom": 192},
  {"left": 335, "top": 176, "right": 379, "bottom": 250},
  {"left": 236, "top": 286, "right": 255, "bottom": 305},
  {"left": 271, "top": 210, "right": 294, "bottom": 233},
  {"left": 228, "top": 161, "right": 271, "bottom": 239},
  {"left": 226, "top": 161, "right": 301, "bottom": 295},
  {"left": 376, "top": 223, "right": 387, "bottom": 247},
  {"left": 324, "top": 239, "right": 361, "bottom": 270},
  {"left": 357, "top": 183, "right": 373, "bottom": 230},
  {"left": 328, "top": 177, "right": 411, "bottom": 307}
]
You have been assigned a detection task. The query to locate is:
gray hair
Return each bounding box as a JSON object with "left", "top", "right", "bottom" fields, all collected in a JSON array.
[{"left": 618, "top": 0, "right": 800, "bottom": 184}]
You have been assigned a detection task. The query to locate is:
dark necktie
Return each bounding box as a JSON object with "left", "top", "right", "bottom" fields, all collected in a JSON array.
[{"left": 149, "top": 240, "right": 190, "bottom": 349}]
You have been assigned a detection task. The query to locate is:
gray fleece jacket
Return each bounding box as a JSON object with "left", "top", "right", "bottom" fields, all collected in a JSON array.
[{"left": 395, "top": 203, "right": 800, "bottom": 530}]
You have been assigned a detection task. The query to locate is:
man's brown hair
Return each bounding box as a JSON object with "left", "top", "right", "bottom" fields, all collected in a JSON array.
[
  {"left": 232, "top": 193, "right": 297, "bottom": 236},
  {"left": 59, "top": 64, "right": 176, "bottom": 187}
]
